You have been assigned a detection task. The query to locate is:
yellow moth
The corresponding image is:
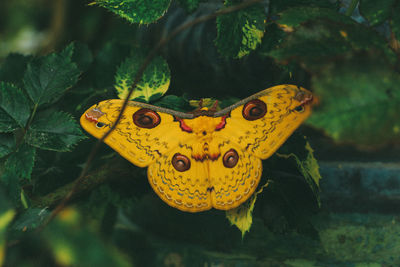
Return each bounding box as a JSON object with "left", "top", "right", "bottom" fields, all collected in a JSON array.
[{"left": 80, "top": 84, "right": 314, "bottom": 212}]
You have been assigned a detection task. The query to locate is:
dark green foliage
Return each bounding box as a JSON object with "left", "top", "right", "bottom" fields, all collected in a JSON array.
[
  {"left": 176, "top": 0, "right": 201, "bottom": 13},
  {"left": 269, "top": 0, "right": 339, "bottom": 14},
  {"left": 390, "top": 2, "right": 400, "bottom": 40},
  {"left": 3, "top": 143, "right": 36, "bottom": 180},
  {"left": 62, "top": 42, "right": 93, "bottom": 73},
  {"left": 0, "top": 187, "right": 13, "bottom": 211},
  {"left": 23, "top": 48, "right": 80, "bottom": 107},
  {"left": 12, "top": 208, "right": 51, "bottom": 231},
  {"left": 0, "top": 54, "right": 32, "bottom": 86},
  {"left": 26, "top": 111, "right": 85, "bottom": 152},
  {"left": 268, "top": 19, "right": 395, "bottom": 65},
  {"left": 277, "top": 7, "right": 354, "bottom": 27},
  {"left": 0, "top": 134, "right": 15, "bottom": 158},
  {"left": 154, "top": 95, "right": 191, "bottom": 111},
  {"left": 275, "top": 134, "right": 321, "bottom": 206},
  {"left": 92, "top": 42, "right": 131, "bottom": 89},
  {"left": 1, "top": 142, "right": 35, "bottom": 205},
  {"left": 0, "top": 82, "right": 30, "bottom": 132},
  {"left": 258, "top": 23, "right": 286, "bottom": 53},
  {"left": 359, "top": 0, "right": 396, "bottom": 26},
  {"left": 266, "top": 12, "right": 399, "bottom": 145},
  {"left": 43, "top": 208, "right": 130, "bottom": 266},
  {"left": 0, "top": 43, "right": 86, "bottom": 209},
  {"left": 308, "top": 53, "right": 400, "bottom": 145}
]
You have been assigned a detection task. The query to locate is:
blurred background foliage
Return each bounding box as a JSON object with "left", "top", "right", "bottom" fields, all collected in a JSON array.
[{"left": 1, "top": 0, "right": 400, "bottom": 266}]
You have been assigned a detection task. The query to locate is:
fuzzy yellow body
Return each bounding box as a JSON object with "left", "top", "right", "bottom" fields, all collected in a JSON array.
[{"left": 80, "top": 85, "right": 313, "bottom": 212}]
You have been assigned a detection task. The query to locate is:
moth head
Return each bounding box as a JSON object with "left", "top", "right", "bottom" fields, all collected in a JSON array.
[
  {"left": 80, "top": 104, "right": 110, "bottom": 138},
  {"left": 292, "top": 86, "right": 314, "bottom": 114}
]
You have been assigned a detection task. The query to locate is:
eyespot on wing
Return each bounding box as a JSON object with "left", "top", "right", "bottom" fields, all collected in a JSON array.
[
  {"left": 133, "top": 108, "right": 161, "bottom": 129},
  {"left": 242, "top": 99, "right": 267, "bottom": 121}
]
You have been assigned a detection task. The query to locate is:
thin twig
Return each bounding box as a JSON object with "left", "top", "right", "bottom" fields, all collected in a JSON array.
[{"left": 42, "top": 0, "right": 262, "bottom": 227}]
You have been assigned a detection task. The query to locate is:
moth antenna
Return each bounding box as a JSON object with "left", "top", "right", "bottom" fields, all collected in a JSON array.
[{"left": 210, "top": 100, "right": 219, "bottom": 112}]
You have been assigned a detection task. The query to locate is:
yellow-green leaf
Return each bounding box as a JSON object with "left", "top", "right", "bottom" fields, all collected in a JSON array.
[
  {"left": 0, "top": 209, "right": 16, "bottom": 266},
  {"left": 215, "top": 0, "right": 265, "bottom": 59},
  {"left": 115, "top": 51, "right": 170, "bottom": 102},
  {"left": 95, "top": 0, "right": 171, "bottom": 24},
  {"left": 277, "top": 141, "right": 321, "bottom": 205},
  {"left": 226, "top": 181, "right": 270, "bottom": 238}
]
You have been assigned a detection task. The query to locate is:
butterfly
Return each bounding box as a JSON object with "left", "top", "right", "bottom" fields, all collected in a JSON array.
[{"left": 80, "top": 84, "right": 314, "bottom": 212}]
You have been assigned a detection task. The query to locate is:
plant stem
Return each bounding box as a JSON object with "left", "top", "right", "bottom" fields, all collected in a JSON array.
[
  {"left": 346, "top": 0, "right": 359, "bottom": 16},
  {"left": 25, "top": 104, "right": 38, "bottom": 131},
  {"left": 14, "top": 104, "right": 38, "bottom": 148}
]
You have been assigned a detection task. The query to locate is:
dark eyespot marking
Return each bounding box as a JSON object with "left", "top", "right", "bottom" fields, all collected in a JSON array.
[
  {"left": 223, "top": 149, "right": 239, "bottom": 168},
  {"left": 96, "top": 122, "right": 106, "bottom": 128},
  {"left": 294, "top": 105, "right": 305, "bottom": 113},
  {"left": 242, "top": 99, "right": 267, "bottom": 121},
  {"left": 172, "top": 153, "right": 191, "bottom": 172},
  {"left": 133, "top": 108, "right": 161, "bottom": 129}
]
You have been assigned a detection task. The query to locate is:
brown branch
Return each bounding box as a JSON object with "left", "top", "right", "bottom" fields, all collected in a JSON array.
[
  {"left": 31, "top": 157, "right": 129, "bottom": 208},
  {"left": 42, "top": 0, "right": 262, "bottom": 227}
]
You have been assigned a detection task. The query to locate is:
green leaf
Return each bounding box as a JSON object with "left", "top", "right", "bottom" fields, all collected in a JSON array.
[
  {"left": 0, "top": 82, "right": 31, "bottom": 132},
  {"left": 26, "top": 111, "right": 86, "bottom": 152},
  {"left": 1, "top": 142, "right": 35, "bottom": 205},
  {"left": 0, "top": 53, "right": 32, "bottom": 86},
  {"left": 44, "top": 208, "right": 131, "bottom": 267},
  {"left": 308, "top": 53, "right": 400, "bottom": 146},
  {"left": 4, "top": 143, "right": 36, "bottom": 180},
  {"left": 268, "top": 21, "right": 351, "bottom": 63},
  {"left": 95, "top": 0, "right": 171, "bottom": 24},
  {"left": 269, "top": 0, "right": 339, "bottom": 14},
  {"left": 277, "top": 7, "right": 354, "bottom": 27},
  {"left": 153, "top": 95, "right": 191, "bottom": 112},
  {"left": 0, "top": 203, "right": 16, "bottom": 266},
  {"left": 215, "top": 1, "right": 265, "bottom": 59},
  {"left": 0, "top": 187, "right": 14, "bottom": 216},
  {"left": 226, "top": 181, "right": 270, "bottom": 238},
  {"left": 0, "top": 209, "right": 15, "bottom": 231},
  {"left": 61, "top": 42, "right": 93, "bottom": 73},
  {"left": 0, "top": 134, "right": 16, "bottom": 158},
  {"left": 0, "top": 170, "right": 21, "bottom": 207},
  {"left": 359, "top": 0, "right": 395, "bottom": 26},
  {"left": 115, "top": 50, "right": 171, "bottom": 102},
  {"left": 276, "top": 141, "right": 321, "bottom": 206},
  {"left": 93, "top": 42, "right": 131, "bottom": 89},
  {"left": 23, "top": 49, "right": 80, "bottom": 106},
  {"left": 176, "top": 0, "right": 200, "bottom": 13},
  {"left": 12, "top": 208, "right": 50, "bottom": 231},
  {"left": 258, "top": 23, "right": 286, "bottom": 53}
]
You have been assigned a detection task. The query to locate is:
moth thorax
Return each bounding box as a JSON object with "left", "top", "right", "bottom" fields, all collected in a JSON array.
[{"left": 185, "top": 116, "right": 222, "bottom": 136}]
